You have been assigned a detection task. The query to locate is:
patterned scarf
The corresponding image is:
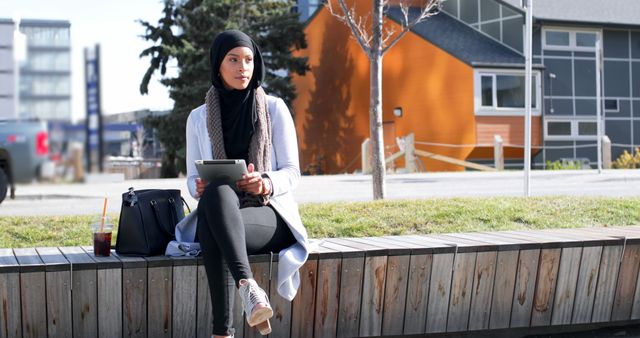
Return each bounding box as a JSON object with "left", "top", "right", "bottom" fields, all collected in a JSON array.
[{"left": 205, "top": 85, "right": 272, "bottom": 207}]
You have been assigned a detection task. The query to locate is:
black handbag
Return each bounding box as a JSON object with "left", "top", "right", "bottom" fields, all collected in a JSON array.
[{"left": 115, "top": 187, "right": 188, "bottom": 256}]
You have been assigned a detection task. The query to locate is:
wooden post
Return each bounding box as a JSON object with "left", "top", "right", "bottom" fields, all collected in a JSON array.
[
  {"left": 362, "top": 138, "right": 372, "bottom": 174},
  {"left": 602, "top": 135, "right": 611, "bottom": 169},
  {"left": 494, "top": 135, "right": 504, "bottom": 171},
  {"left": 404, "top": 133, "right": 416, "bottom": 173}
]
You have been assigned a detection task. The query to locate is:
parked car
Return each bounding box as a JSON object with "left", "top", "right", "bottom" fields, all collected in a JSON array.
[{"left": 0, "top": 119, "right": 49, "bottom": 204}]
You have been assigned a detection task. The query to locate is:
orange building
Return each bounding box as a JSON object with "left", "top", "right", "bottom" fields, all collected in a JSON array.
[{"left": 292, "top": 1, "right": 543, "bottom": 174}]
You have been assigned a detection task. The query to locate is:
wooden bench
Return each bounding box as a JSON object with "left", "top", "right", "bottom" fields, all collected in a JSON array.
[{"left": 1, "top": 226, "right": 640, "bottom": 338}]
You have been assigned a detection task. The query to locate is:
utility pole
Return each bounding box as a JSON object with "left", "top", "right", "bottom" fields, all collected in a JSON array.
[{"left": 523, "top": 0, "right": 533, "bottom": 197}]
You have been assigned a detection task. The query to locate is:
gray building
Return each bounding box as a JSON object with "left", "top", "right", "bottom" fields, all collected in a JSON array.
[{"left": 0, "top": 18, "right": 71, "bottom": 121}]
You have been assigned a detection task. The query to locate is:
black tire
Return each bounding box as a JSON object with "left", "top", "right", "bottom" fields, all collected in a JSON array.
[{"left": 0, "top": 167, "right": 7, "bottom": 205}]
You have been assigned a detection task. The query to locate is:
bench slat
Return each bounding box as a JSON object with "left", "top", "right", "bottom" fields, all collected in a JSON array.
[
  {"left": 402, "top": 253, "right": 432, "bottom": 334},
  {"left": 14, "top": 248, "right": 47, "bottom": 338},
  {"left": 173, "top": 262, "right": 197, "bottom": 338},
  {"left": 269, "top": 261, "right": 292, "bottom": 338},
  {"left": 337, "top": 256, "right": 364, "bottom": 337},
  {"left": 510, "top": 249, "right": 540, "bottom": 328},
  {"left": 36, "top": 247, "right": 72, "bottom": 338},
  {"left": 592, "top": 245, "right": 624, "bottom": 322},
  {"left": 314, "top": 258, "right": 341, "bottom": 338},
  {"left": 571, "top": 245, "right": 604, "bottom": 324},
  {"left": 611, "top": 244, "right": 640, "bottom": 321},
  {"left": 530, "top": 248, "right": 562, "bottom": 326},
  {"left": 81, "top": 246, "right": 123, "bottom": 338},
  {"left": 552, "top": 247, "right": 585, "bottom": 325},
  {"left": 425, "top": 252, "right": 454, "bottom": 333},
  {"left": 59, "top": 247, "right": 98, "bottom": 338},
  {"left": 359, "top": 255, "right": 387, "bottom": 336},
  {"left": 489, "top": 250, "right": 519, "bottom": 329},
  {"left": 291, "top": 259, "right": 318, "bottom": 338},
  {"left": 147, "top": 264, "right": 172, "bottom": 338},
  {"left": 196, "top": 264, "right": 213, "bottom": 338},
  {"left": 447, "top": 251, "right": 476, "bottom": 332},
  {"left": 113, "top": 252, "right": 148, "bottom": 338},
  {"left": 468, "top": 251, "right": 497, "bottom": 331},
  {"left": 0, "top": 249, "right": 21, "bottom": 338},
  {"left": 382, "top": 254, "right": 410, "bottom": 335}
]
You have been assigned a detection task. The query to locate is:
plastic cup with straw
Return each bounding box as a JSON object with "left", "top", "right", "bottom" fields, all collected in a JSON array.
[{"left": 92, "top": 197, "right": 113, "bottom": 256}]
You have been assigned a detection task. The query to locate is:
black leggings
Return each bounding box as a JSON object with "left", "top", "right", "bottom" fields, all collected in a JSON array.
[{"left": 196, "top": 183, "right": 296, "bottom": 336}]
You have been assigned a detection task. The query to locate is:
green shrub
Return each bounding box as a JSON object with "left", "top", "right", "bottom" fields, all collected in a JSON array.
[
  {"left": 545, "top": 159, "right": 583, "bottom": 170},
  {"left": 613, "top": 148, "right": 640, "bottom": 169}
]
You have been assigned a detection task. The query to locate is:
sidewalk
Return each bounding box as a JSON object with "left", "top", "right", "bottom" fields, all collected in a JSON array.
[{"left": 1, "top": 169, "right": 639, "bottom": 216}]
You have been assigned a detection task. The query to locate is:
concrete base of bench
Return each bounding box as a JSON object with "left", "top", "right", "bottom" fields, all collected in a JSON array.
[{"left": 1, "top": 226, "right": 639, "bottom": 338}]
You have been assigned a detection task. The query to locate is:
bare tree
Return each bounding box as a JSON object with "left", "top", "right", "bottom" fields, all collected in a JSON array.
[{"left": 327, "top": 0, "right": 441, "bottom": 199}]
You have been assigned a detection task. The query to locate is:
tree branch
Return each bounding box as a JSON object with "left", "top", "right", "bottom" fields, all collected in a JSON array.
[
  {"left": 326, "top": 0, "right": 372, "bottom": 56},
  {"left": 381, "top": 0, "right": 441, "bottom": 54}
]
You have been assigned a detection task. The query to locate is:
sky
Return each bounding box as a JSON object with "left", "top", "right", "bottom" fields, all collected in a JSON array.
[{"left": 0, "top": 0, "right": 176, "bottom": 122}]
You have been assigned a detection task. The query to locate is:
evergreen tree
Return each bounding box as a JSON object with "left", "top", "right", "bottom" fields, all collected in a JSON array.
[{"left": 139, "top": 0, "right": 308, "bottom": 176}]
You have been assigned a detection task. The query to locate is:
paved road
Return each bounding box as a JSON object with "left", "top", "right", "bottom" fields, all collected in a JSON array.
[{"left": 1, "top": 169, "right": 639, "bottom": 216}]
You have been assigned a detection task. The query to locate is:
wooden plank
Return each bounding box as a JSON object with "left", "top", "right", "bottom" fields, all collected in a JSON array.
[
  {"left": 113, "top": 253, "right": 148, "bottom": 338},
  {"left": 291, "top": 258, "right": 318, "bottom": 338},
  {"left": 314, "top": 258, "right": 342, "bottom": 338},
  {"left": 36, "top": 247, "right": 72, "bottom": 338},
  {"left": 196, "top": 264, "right": 214, "bottom": 338},
  {"left": 147, "top": 265, "right": 172, "bottom": 338},
  {"left": 611, "top": 244, "right": 640, "bottom": 321},
  {"left": 0, "top": 249, "right": 21, "bottom": 338},
  {"left": 414, "top": 148, "right": 497, "bottom": 171},
  {"left": 359, "top": 255, "right": 388, "bottom": 337},
  {"left": 173, "top": 259, "right": 197, "bottom": 338},
  {"left": 395, "top": 235, "right": 457, "bottom": 254},
  {"left": 489, "top": 250, "right": 519, "bottom": 329},
  {"left": 592, "top": 245, "right": 624, "bottom": 322},
  {"left": 381, "top": 254, "right": 410, "bottom": 335},
  {"left": 245, "top": 261, "right": 270, "bottom": 338},
  {"left": 269, "top": 261, "right": 291, "bottom": 338},
  {"left": 337, "top": 256, "right": 364, "bottom": 337},
  {"left": 425, "top": 253, "right": 454, "bottom": 333},
  {"left": 403, "top": 254, "right": 433, "bottom": 334},
  {"left": 233, "top": 284, "right": 244, "bottom": 338},
  {"left": 82, "top": 246, "right": 122, "bottom": 338},
  {"left": 510, "top": 249, "right": 541, "bottom": 328},
  {"left": 468, "top": 251, "right": 497, "bottom": 331},
  {"left": 531, "top": 248, "right": 562, "bottom": 326},
  {"left": 632, "top": 262, "right": 640, "bottom": 320},
  {"left": 551, "top": 247, "right": 582, "bottom": 325},
  {"left": 14, "top": 248, "right": 47, "bottom": 338},
  {"left": 572, "top": 246, "right": 603, "bottom": 324},
  {"left": 447, "top": 252, "right": 477, "bottom": 332},
  {"left": 59, "top": 247, "right": 98, "bottom": 338}
]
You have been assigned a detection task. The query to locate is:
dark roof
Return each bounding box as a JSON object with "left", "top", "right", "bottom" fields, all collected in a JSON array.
[
  {"left": 499, "top": 0, "right": 640, "bottom": 27},
  {"left": 386, "top": 8, "right": 524, "bottom": 67}
]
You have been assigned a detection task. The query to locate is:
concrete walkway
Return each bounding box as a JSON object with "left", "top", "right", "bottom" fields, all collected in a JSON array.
[{"left": 1, "top": 169, "right": 639, "bottom": 216}]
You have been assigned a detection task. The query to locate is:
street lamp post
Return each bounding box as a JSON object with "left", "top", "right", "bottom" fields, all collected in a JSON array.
[{"left": 523, "top": 0, "right": 533, "bottom": 197}]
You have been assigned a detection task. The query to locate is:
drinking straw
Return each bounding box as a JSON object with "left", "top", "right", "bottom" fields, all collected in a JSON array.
[{"left": 100, "top": 197, "right": 108, "bottom": 232}]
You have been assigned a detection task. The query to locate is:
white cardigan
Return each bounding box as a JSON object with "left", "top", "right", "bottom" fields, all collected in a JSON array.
[{"left": 182, "top": 94, "right": 310, "bottom": 301}]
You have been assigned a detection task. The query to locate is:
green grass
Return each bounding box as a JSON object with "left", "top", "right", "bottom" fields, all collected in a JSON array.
[{"left": 1, "top": 196, "right": 639, "bottom": 248}]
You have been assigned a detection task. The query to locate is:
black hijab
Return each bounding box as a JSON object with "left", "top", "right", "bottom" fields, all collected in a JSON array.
[{"left": 209, "top": 30, "right": 265, "bottom": 161}]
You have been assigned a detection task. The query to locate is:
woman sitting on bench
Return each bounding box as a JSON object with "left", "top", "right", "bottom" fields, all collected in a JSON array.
[{"left": 185, "top": 30, "right": 310, "bottom": 338}]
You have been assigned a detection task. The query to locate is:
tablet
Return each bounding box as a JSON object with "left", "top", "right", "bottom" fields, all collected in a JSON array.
[{"left": 195, "top": 159, "right": 248, "bottom": 187}]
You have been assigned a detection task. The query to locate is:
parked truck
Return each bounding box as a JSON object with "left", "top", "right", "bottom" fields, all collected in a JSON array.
[{"left": 0, "top": 119, "right": 49, "bottom": 204}]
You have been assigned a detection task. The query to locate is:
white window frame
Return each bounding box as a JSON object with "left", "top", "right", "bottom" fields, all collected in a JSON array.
[
  {"left": 544, "top": 119, "right": 598, "bottom": 140},
  {"left": 474, "top": 69, "right": 542, "bottom": 116},
  {"left": 542, "top": 27, "right": 601, "bottom": 51}
]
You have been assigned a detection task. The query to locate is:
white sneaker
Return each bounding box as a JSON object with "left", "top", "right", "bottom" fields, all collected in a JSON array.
[{"left": 238, "top": 278, "right": 273, "bottom": 327}]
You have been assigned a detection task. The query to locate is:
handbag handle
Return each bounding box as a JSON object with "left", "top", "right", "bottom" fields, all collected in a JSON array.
[
  {"left": 150, "top": 199, "right": 177, "bottom": 240},
  {"left": 181, "top": 197, "right": 191, "bottom": 214}
]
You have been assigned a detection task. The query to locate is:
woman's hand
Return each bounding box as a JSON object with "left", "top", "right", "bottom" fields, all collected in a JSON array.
[
  {"left": 195, "top": 177, "right": 208, "bottom": 198},
  {"left": 236, "top": 163, "right": 270, "bottom": 196}
]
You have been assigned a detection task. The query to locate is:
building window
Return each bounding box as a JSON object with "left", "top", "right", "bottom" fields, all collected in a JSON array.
[
  {"left": 542, "top": 28, "right": 599, "bottom": 51},
  {"left": 545, "top": 119, "right": 598, "bottom": 140},
  {"left": 475, "top": 70, "right": 541, "bottom": 116},
  {"left": 604, "top": 99, "right": 619, "bottom": 112}
]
